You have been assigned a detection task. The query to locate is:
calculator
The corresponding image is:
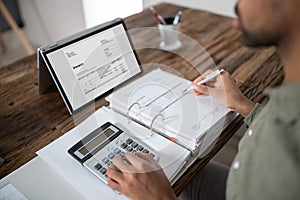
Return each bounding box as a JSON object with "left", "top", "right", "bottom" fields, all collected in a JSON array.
[{"left": 68, "top": 122, "right": 159, "bottom": 184}]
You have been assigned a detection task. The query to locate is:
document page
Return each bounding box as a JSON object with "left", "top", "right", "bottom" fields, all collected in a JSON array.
[{"left": 63, "top": 28, "right": 129, "bottom": 95}]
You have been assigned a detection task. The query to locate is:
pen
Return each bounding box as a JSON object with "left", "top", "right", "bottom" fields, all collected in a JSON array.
[
  {"left": 150, "top": 6, "right": 166, "bottom": 24},
  {"left": 184, "top": 69, "right": 225, "bottom": 92},
  {"left": 173, "top": 11, "right": 182, "bottom": 24}
]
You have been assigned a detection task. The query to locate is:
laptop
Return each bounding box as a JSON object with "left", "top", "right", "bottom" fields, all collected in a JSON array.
[{"left": 37, "top": 18, "right": 142, "bottom": 114}]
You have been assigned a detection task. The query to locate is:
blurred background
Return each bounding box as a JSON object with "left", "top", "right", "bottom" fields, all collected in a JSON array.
[{"left": 0, "top": 0, "right": 235, "bottom": 67}]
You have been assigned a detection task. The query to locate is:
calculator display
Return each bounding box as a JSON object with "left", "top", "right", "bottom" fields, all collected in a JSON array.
[{"left": 78, "top": 128, "right": 115, "bottom": 156}]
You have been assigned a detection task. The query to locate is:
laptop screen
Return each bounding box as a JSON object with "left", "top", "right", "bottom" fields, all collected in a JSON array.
[{"left": 41, "top": 19, "right": 141, "bottom": 114}]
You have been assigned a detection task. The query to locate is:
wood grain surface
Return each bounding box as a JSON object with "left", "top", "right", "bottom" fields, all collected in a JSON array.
[{"left": 0, "top": 3, "right": 284, "bottom": 195}]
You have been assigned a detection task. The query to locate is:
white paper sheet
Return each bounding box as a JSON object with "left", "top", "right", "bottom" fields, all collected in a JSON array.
[
  {"left": 37, "top": 107, "right": 190, "bottom": 200},
  {"left": 0, "top": 183, "right": 28, "bottom": 200}
]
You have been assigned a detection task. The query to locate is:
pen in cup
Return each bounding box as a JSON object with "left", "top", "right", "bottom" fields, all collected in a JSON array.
[
  {"left": 184, "top": 69, "right": 225, "bottom": 93},
  {"left": 173, "top": 11, "right": 182, "bottom": 24},
  {"left": 150, "top": 6, "right": 166, "bottom": 24}
]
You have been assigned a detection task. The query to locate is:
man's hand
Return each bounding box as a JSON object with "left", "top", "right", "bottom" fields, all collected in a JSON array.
[
  {"left": 193, "top": 69, "right": 255, "bottom": 118},
  {"left": 106, "top": 151, "right": 177, "bottom": 200}
]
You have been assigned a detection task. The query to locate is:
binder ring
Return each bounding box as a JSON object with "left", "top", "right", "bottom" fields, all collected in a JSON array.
[
  {"left": 127, "top": 102, "right": 141, "bottom": 124},
  {"left": 150, "top": 113, "right": 165, "bottom": 136}
]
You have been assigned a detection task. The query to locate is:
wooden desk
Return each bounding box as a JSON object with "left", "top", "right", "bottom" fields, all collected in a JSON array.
[{"left": 0, "top": 3, "right": 284, "bottom": 195}]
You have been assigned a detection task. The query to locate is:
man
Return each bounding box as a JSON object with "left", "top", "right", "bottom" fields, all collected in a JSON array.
[{"left": 106, "top": 0, "right": 300, "bottom": 199}]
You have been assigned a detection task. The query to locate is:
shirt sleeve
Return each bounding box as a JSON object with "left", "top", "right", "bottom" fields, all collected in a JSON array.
[{"left": 244, "top": 103, "right": 263, "bottom": 126}]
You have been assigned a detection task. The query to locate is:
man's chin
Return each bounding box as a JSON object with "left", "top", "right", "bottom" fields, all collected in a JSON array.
[
  {"left": 242, "top": 35, "right": 277, "bottom": 48},
  {"left": 232, "top": 18, "right": 278, "bottom": 48}
]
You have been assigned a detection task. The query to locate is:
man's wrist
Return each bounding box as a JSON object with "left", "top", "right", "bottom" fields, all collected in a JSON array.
[{"left": 236, "top": 98, "right": 255, "bottom": 118}]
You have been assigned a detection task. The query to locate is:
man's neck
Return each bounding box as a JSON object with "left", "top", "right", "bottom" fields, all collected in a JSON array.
[{"left": 278, "top": 32, "right": 300, "bottom": 84}]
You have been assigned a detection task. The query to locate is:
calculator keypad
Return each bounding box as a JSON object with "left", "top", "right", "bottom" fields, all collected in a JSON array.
[{"left": 84, "top": 132, "right": 158, "bottom": 184}]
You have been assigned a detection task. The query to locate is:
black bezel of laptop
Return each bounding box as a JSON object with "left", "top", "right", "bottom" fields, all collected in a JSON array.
[{"left": 39, "top": 18, "right": 142, "bottom": 115}]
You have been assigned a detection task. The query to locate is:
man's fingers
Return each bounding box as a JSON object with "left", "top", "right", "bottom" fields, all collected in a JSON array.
[
  {"left": 135, "top": 151, "right": 157, "bottom": 165},
  {"left": 107, "top": 176, "right": 121, "bottom": 192},
  {"left": 111, "top": 155, "right": 132, "bottom": 172},
  {"left": 124, "top": 152, "right": 147, "bottom": 169},
  {"left": 192, "top": 75, "right": 205, "bottom": 85},
  {"left": 193, "top": 84, "right": 210, "bottom": 94},
  {"left": 107, "top": 166, "right": 124, "bottom": 185},
  {"left": 192, "top": 69, "right": 215, "bottom": 84},
  {"left": 124, "top": 152, "right": 160, "bottom": 173}
]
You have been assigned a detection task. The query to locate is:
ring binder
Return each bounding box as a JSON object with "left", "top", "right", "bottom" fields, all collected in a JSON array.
[
  {"left": 107, "top": 69, "right": 231, "bottom": 154},
  {"left": 126, "top": 87, "right": 188, "bottom": 134},
  {"left": 127, "top": 102, "right": 141, "bottom": 124},
  {"left": 127, "top": 101, "right": 166, "bottom": 136},
  {"left": 150, "top": 113, "right": 165, "bottom": 136}
]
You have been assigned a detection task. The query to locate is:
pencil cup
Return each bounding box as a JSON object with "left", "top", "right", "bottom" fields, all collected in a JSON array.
[{"left": 158, "top": 17, "right": 182, "bottom": 51}]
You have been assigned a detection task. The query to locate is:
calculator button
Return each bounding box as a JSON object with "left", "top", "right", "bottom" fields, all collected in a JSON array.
[
  {"left": 102, "top": 157, "right": 109, "bottom": 164},
  {"left": 131, "top": 142, "right": 138, "bottom": 148},
  {"left": 100, "top": 168, "right": 107, "bottom": 175},
  {"left": 119, "top": 151, "right": 125, "bottom": 157},
  {"left": 142, "top": 149, "right": 149, "bottom": 154},
  {"left": 108, "top": 153, "right": 115, "bottom": 160},
  {"left": 126, "top": 146, "right": 133, "bottom": 152},
  {"left": 113, "top": 148, "right": 121, "bottom": 154},
  {"left": 107, "top": 161, "right": 112, "bottom": 167},
  {"left": 126, "top": 138, "right": 133, "bottom": 145},
  {"left": 137, "top": 145, "right": 144, "bottom": 151},
  {"left": 94, "top": 163, "right": 102, "bottom": 170},
  {"left": 132, "top": 150, "right": 137, "bottom": 154},
  {"left": 149, "top": 153, "right": 155, "bottom": 158},
  {"left": 120, "top": 143, "right": 128, "bottom": 149}
]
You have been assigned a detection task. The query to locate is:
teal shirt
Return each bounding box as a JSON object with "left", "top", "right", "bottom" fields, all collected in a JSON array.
[{"left": 226, "top": 83, "right": 300, "bottom": 200}]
